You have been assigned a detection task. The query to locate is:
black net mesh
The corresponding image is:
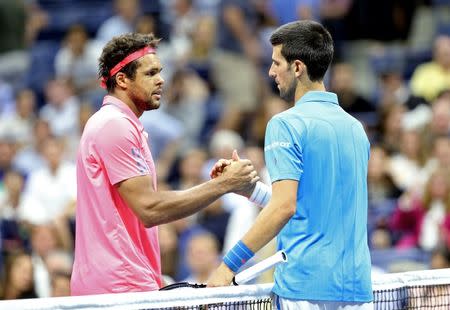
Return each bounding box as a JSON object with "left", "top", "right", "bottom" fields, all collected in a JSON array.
[{"left": 374, "top": 284, "right": 450, "bottom": 309}]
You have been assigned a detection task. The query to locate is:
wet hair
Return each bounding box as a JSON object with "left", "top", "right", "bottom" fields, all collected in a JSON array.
[
  {"left": 98, "top": 33, "right": 160, "bottom": 92},
  {"left": 270, "top": 20, "right": 334, "bottom": 82}
]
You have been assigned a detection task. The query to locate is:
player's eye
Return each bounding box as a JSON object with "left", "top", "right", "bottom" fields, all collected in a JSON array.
[{"left": 147, "top": 68, "right": 162, "bottom": 76}]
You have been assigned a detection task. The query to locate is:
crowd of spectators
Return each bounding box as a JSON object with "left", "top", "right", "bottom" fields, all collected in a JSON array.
[{"left": 0, "top": 0, "right": 449, "bottom": 300}]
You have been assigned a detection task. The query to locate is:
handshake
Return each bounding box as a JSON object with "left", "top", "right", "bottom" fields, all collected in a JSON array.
[{"left": 209, "top": 150, "right": 259, "bottom": 198}]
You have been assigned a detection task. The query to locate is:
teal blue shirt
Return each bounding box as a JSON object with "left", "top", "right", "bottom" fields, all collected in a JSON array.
[{"left": 265, "top": 91, "right": 373, "bottom": 302}]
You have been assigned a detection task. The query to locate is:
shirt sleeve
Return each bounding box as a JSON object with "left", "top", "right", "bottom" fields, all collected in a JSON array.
[
  {"left": 264, "top": 115, "right": 305, "bottom": 183},
  {"left": 95, "top": 116, "right": 150, "bottom": 185}
]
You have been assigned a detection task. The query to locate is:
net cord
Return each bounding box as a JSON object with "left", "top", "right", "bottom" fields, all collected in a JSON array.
[{"left": 0, "top": 283, "right": 273, "bottom": 310}]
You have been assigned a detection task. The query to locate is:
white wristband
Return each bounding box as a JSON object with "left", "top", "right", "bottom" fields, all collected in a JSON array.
[{"left": 248, "top": 181, "right": 271, "bottom": 207}]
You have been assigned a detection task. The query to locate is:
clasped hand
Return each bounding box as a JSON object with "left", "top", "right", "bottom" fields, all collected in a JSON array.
[{"left": 210, "top": 150, "right": 258, "bottom": 197}]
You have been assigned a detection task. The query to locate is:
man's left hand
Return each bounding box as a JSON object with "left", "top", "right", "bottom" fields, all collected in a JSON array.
[
  {"left": 210, "top": 159, "right": 231, "bottom": 178},
  {"left": 207, "top": 263, "right": 235, "bottom": 287}
]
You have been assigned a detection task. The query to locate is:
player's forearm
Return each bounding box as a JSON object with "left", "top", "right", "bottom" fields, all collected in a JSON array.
[
  {"left": 241, "top": 200, "right": 295, "bottom": 252},
  {"left": 141, "top": 177, "right": 231, "bottom": 227},
  {"left": 221, "top": 199, "right": 294, "bottom": 274}
]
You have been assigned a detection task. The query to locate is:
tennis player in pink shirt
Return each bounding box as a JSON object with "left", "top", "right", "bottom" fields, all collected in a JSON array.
[{"left": 71, "top": 33, "right": 259, "bottom": 295}]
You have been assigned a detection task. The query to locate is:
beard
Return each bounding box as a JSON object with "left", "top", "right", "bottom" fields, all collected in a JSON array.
[
  {"left": 141, "top": 98, "right": 160, "bottom": 111},
  {"left": 279, "top": 78, "right": 297, "bottom": 103},
  {"left": 130, "top": 91, "right": 160, "bottom": 111}
]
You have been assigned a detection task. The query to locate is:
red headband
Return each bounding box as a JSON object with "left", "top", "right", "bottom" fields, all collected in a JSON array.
[{"left": 100, "top": 46, "right": 156, "bottom": 88}]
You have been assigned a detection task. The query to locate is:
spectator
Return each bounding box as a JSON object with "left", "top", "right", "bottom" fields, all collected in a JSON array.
[
  {"left": 388, "top": 129, "right": 428, "bottom": 191},
  {"left": 54, "top": 24, "right": 103, "bottom": 101},
  {"left": 170, "top": 0, "right": 200, "bottom": 60},
  {"left": 0, "top": 252, "right": 37, "bottom": 300},
  {"left": 0, "top": 89, "right": 36, "bottom": 148},
  {"left": 420, "top": 95, "right": 450, "bottom": 153},
  {"left": 186, "top": 16, "right": 217, "bottom": 73},
  {"left": 29, "top": 224, "right": 71, "bottom": 298},
  {"left": 410, "top": 35, "right": 450, "bottom": 102},
  {"left": 197, "top": 199, "right": 230, "bottom": 252},
  {"left": 212, "top": 0, "right": 262, "bottom": 132},
  {"left": 329, "top": 62, "right": 376, "bottom": 114},
  {"left": 172, "top": 216, "right": 204, "bottom": 281},
  {"left": 39, "top": 79, "right": 80, "bottom": 139},
  {"left": 0, "top": 0, "right": 47, "bottom": 86},
  {"left": 172, "top": 148, "right": 208, "bottom": 190},
  {"left": 44, "top": 250, "right": 73, "bottom": 277},
  {"left": 390, "top": 191, "right": 424, "bottom": 249},
  {"left": 0, "top": 137, "right": 17, "bottom": 183},
  {"left": 12, "top": 118, "right": 50, "bottom": 176},
  {"left": 18, "top": 137, "right": 76, "bottom": 225},
  {"left": 44, "top": 250, "right": 73, "bottom": 298},
  {"left": 184, "top": 231, "right": 220, "bottom": 284},
  {"left": 0, "top": 170, "right": 27, "bottom": 257},
  {"left": 162, "top": 69, "right": 209, "bottom": 149},
  {"left": 367, "top": 145, "right": 402, "bottom": 249},
  {"left": 368, "top": 146, "right": 402, "bottom": 204},
  {"left": 429, "top": 94, "right": 450, "bottom": 138},
  {"left": 377, "top": 104, "right": 406, "bottom": 155},
  {"left": 250, "top": 95, "right": 289, "bottom": 146},
  {"left": 422, "top": 171, "right": 450, "bottom": 251},
  {"left": 96, "top": 0, "right": 139, "bottom": 44},
  {"left": 426, "top": 136, "right": 450, "bottom": 173},
  {"left": 50, "top": 271, "right": 71, "bottom": 297},
  {"left": 375, "top": 65, "right": 429, "bottom": 110}
]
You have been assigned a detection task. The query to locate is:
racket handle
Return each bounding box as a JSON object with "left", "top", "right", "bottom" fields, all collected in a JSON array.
[{"left": 232, "top": 250, "right": 287, "bottom": 285}]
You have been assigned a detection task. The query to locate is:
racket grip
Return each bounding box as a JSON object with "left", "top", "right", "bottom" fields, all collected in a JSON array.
[{"left": 232, "top": 250, "right": 287, "bottom": 285}]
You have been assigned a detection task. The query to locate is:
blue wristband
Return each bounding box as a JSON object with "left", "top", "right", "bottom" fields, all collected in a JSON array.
[{"left": 223, "top": 241, "right": 254, "bottom": 273}]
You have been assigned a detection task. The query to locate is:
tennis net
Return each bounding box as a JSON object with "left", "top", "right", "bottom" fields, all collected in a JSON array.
[
  {"left": 372, "top": 268, "right": 450, "bottom": 309},
  {"left": 2, "top": 269, "right": 450, "bottom": 309}
]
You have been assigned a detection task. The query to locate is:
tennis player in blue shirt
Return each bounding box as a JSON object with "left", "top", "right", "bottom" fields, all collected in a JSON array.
[{"left": 208, "top": 20, "right": 373, "bottom": 309}]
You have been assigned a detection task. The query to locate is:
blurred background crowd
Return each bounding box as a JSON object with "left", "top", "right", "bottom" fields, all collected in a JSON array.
[{"left": 0, "top": 0, "right": 449, "bottom": 301}]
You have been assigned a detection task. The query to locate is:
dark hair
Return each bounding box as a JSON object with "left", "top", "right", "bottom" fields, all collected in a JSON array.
[
  {"left": 98, "top": 33, "right": 160, "bottom": 92},
  {"left": 270, "top": 20, "right": 334, "bottom": 82}
]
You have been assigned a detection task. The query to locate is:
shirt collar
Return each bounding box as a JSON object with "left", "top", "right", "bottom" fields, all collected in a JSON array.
[
  {"left": 102, "top": 95, "right": 144, "bottom": 131},
  {"left": 295, "top": 91, "right": 339, "bottom": 106}
]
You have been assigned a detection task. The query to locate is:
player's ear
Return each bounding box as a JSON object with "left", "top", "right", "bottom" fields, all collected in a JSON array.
[
  {"left": 115, "top": 72, "right": 128, "bottom": 89},
  {"left": 293, "top": 60, "right": 304, "bottom": 78}
]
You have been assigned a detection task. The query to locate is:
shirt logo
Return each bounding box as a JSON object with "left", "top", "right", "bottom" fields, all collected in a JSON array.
[
  {"left": 264, "top": 141, "right": 291, "bottom": 151},
  {"left": 131, "top": 147, "right": 149, "bottom": 173}
]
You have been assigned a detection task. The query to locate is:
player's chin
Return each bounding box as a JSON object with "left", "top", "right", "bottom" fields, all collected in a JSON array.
[
  {"left": 153, "top": 93, "right": 162, "bottom": 102},
  {"left": 145, "top": 100, "right": 160, "bottom": 111},
  {"left": 152, "top": 94, "right": 162, "bottom": 104}
]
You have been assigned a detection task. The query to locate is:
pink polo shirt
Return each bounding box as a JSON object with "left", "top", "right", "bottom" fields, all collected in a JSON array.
[{"left": 71, "top": 95, "right": 161, "bottom": 295}]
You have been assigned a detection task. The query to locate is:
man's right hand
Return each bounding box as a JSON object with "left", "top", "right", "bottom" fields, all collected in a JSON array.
[
  {"left": 209, "top": 150, "right": 247, "bottom": 179},
  {"left": 218, "top": 150, "right": 259, "bottom": 195}
]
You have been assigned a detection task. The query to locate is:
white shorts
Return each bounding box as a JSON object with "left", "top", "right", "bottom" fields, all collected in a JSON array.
[{"left": 273, "top": 295, "right": 374, "bottom": 310}]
